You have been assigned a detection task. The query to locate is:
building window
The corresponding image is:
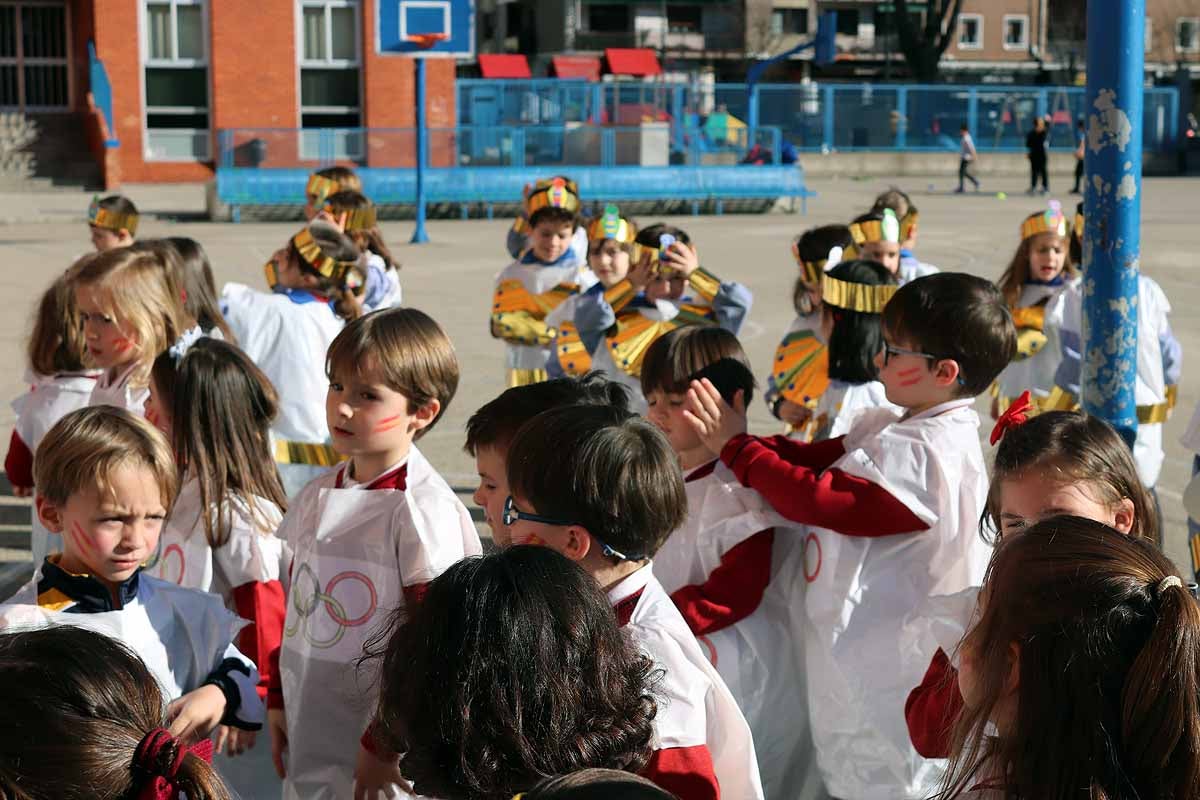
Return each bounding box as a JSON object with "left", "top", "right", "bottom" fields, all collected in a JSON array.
[
  {"left": 298, "top": 0, "right": 362, "bottom": 160},
  {"left": 835, "top": 9, "right": 859, "bottom": 36},
  {"left": 666, "top": 4, "right": 701, "bottom": 33},
  {"left": 142, "top": 0, "right": 209, "bottom": 161},
  {"left": 770, "top": 9, "right": 809, "bottom": 36},
  {"left": 958, "top": 14, "right": 983, "bottom": 50},
  {"left": 1178, "top": 17, "right": 1200, "bottom": 53},
  {"left": 586, "top": 3, "right": 629, "bottom": 33},
  {"left": 1002, "top": 15, "right": 1027, "bottom": 50}
]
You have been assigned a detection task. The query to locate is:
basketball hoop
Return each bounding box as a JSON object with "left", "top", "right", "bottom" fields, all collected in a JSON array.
[{"left": 406, "top": 32, "right": 448, "bottom": 50}]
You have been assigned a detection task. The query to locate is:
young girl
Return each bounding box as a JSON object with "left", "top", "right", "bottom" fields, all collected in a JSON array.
[
  {"left": 764, "top": 224, "right": 853, "bottom": 439},
  {"left": 992, "top": 202, "right": 1077, "bottom": 417},
  {"left": 905, "top": 399, "right": 1157, "bottom": 760},
  {"left": 0, "top": 626, "right": 234, "bottom": 800},
  {"left": 221, "top": 221, "right": 365, "bottom": 495},
  {"left": 304, "top": 166, "right": 361, "bottom": 220},
  {"left": 166, "top": 236, "right": 236, "bottom": 340},
  {"left": 144, "top": 336, "right": 288, "bottom": 706},
  {"left": 74, "top": 246, "right": 193, "bottom": 414},
  {"left": 641, "top": 326, "right": 822, "bottom": 800},
  {"left": 366, "top": 546, "right": 658, "bottom": 799},
  {"left": 320, "top": 190, "right": 402, "bottom": 310},
  {"left": 939, "top": 517, "right": 1200, "bottom": 799},
  {"left": 6, "top": 268, "right": 100, "bottom": 564}
]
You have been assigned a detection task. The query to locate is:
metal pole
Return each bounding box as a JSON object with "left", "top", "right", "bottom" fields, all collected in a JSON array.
[
  {"left": 1081, "top": 0, "right": 1143, "bottom": 444},
  {"left": 412, "top": 56, "right": 430, "bottom": 244}
]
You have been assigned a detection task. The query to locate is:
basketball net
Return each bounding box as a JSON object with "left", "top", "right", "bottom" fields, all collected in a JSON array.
[{"left": 407, "top": 32, "right": 448, "bottom": 50}]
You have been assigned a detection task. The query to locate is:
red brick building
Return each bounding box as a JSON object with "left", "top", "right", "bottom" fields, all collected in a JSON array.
[{"left": 0, "top": 0, "right": 457, "bottom": 187}]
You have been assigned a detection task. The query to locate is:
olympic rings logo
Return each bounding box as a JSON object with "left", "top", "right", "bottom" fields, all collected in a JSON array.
[
  {"left": 803, "top": 533, "right": 822, "bottom": 584},
  {"left": 285, "top": 562, "right": 379, "bottom": 649}
]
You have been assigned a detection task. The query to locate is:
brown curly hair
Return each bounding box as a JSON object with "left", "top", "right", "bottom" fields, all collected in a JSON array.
[{"left": 366, "top": 546, "right": 660, "bottom": 799}]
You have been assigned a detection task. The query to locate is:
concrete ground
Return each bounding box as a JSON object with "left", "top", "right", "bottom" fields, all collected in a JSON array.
[{"left": 0, "top": 173, "right": 1197, "bottom": 796}]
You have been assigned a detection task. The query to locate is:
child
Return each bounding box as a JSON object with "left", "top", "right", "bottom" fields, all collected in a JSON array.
[
  {"left": 87, "top": 194, "right": 138, "bottom": 251},
  {"left": 145, "top": 336, "right": 289, "bottom": 705},
  {"left": 465, "top": 372, "right": 631, "bottom": 547},
  {"left": 506, "top": 404, "right": 765, "bottom": 800},
  {"left": 548, "top": 204, "right": 638, "bottom": 378},
  {"left": 0, "top": 626, "right": 234, "bottom": 800},
  {"left": 166, "top": 236, "right": 237, "bottom": 339},
  {"left": 684, "top": 273, "right": 1017, "bottom": 799},
  {"left": 321, "top": 189, "right": 402, "bottom": 310},
  {"left": 905, "top": 402, "right": 1158, "bottom": 760},
  {"left": 221, "top": 221, "right": 365, "bottom": 496},
  {"left": 0, "top": 406, "right": 264, "bottom": 743},
  {"left": 992, "top": 202, "right": 1077, "bottom": 418},
  {"left": 304, "top": 165, "right": 362, "bottom": 220},
  {"left": 764, "top": 224, "right": 853, "bottom": 438},
  {"left": 523, "top": 770, "right": 679, "bottom": 800},
  {"left": 870, "top": 188, "right": 941, "bottom": 281},
  {"left": 491, "top": 177, "right": 593, "bottom": 387},
  {"left": 6, "top": 269, "right": 99, "bottom": 564},
  {"left": 74, "top": 246, "right": 193, "bottom": 414},
  {"left": 505, "top": 174, "right": 589, "bottom": 264},
  {"left": 574, "top": 223, "right": 753, "bottom": 411},
  {"left": 267, "top": 307, "right": 481, "bottom": 800},
  {"left": 955, "top": 125, "right": 980, "bottom": 193},
  {"left": 641, "top": 326, "right": 822, "bottom": 800},
  {"left": 1051, "top": 202, "right": 1181, "bottom": 490},
  {"left": 940, "top": 517, "right": 1200, "bottom": 799},
  {"left": 366, "top": 546, "right": 658, "bottom": 798}
]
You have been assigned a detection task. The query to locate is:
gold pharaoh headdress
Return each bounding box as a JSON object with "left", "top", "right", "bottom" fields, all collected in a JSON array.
[
  {"left": 87, "top": 196, "right": 139, "bottom": 235},
  {"left": 526, "top": 177, "right": 580, "bottom": 214},
  {"left": 587, "top": 204, "right": 636, "bottom": 244},
  {"left": 821, "top": 273, "right": 897, "bottom": 314},
  {"left": 306, "top": 173, "right": 343, "bottom": 206},
  {"left": 1020, "top": 201, "right": 1068, "bottom": 241},
  {"left": 849, "top": 208, "right": 901, "bottom": 246},
  {"left": 322, "top": 199, "right": 378, "bottom": 232},
  {"left": 292, "top": 227, "right": 360, "bottom": 284}
]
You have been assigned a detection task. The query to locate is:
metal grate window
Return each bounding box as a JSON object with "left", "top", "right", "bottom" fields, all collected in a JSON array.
[{"left": 0, "top": 2, "right": 70, "bottom": 111}]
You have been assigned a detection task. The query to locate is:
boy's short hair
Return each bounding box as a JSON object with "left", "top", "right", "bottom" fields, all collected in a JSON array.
[
  {"left": 34, "top": 406, "right": 178, "bottom": 509},
  {"left": 634, "top": 223, "right": 691, "bottom": 249},
  {"left": 465, "top": 372, "right": 630, "bottom": 455},
  {"left": 640, "top": 326, "right": 756, "bottom": 407},
  {"left": 314, "top": 166, "right": 362, "bottom": 194},
  {"left": 871, "top": 188, "right": 916, "bottom": 221},
  {"left": 507, "top": 405, "right": 687, "bottom": 560},
  {"left": 326, "top": 307, "right": 459, "bottom": 438},
  {"left": 795, "top": 224, "right": 853, "bottom": 264},
  {"left": 90, "top": 195, "right": 140, "bottom": 235},
  {"left": 882, "top": 273, "right": 1016, "bottom": 398},
  {"left": 528, "top": 206, "right": 579, "bottom": 231}
]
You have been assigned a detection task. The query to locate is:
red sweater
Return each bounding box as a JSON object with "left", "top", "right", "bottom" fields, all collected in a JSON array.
[{"left": 905, "top": 647, "right": 965, "bottom": 758}]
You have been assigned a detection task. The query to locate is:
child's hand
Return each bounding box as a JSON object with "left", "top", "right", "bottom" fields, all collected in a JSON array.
[
  {"left": 166, "top": 684, "right": 226, "bottom": 743},
  {"left": 663, "top": 241, "right": 700, "bottom": 277},
  {"left": 213, "top": 724, "right": 256, "bottom": 757},
  {"left": 353, "top": 745, "right": 413, "bottom": 800},
  {"left": 268, "top": 708, "right": 288, "bottom": 778},
  {"left": 684, "top": 378, "right": 748, "bottom": 455},
  {"left": 628, "top": 254, "right": 656, "bottom": 291},
  {"left": 778, "top": 400, "right": 812, "bottom": 427}
]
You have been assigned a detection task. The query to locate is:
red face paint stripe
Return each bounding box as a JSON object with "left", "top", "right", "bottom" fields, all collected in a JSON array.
[
  {"left": 69, "top": 522, "right": 97, "bottom": 556},
  {"left": 897, "top": 367, "right": 922, "bottom": 377},
  {"left": 898, "top": 376, "right": 924, "bottom": 387},
  {"left": 373, "top": 415, "right": 404, "bottom": 433}
]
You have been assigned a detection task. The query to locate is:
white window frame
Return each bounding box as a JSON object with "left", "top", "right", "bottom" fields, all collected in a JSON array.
[
  {"left": 139, "top": 0, "right": 211, "bottom": 162},
  {"left": 1002, "top": 14, "right": 1028, "bottom": 51},
  {"left": 296, "top": 0, "right": 364, "bottom": 160},
  {"left": 1177, "top": 17, "right": 1200, "bottom": 54},
  {"left": 957, "top": 13, "right": 983, "bottom": 51}
]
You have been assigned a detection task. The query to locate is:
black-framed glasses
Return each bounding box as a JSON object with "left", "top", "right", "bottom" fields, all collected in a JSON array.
[
  {"left": 501, "top": 496, "right": 645, "bottom": 562},
  {"left": 881, "top": 342, "right": 939, "bottom": 367}
]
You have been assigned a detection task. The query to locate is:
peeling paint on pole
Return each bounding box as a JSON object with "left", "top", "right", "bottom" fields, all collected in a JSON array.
[{"left": 1082, "top": 0, "right": 1143, "bottom": 442}]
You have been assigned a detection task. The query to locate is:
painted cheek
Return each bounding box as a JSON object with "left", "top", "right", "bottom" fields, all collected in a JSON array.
[
  {"left": 111, "top": 335, "right": 134, "bottom": 353},
  {"left": 372, "top": 414, "right": 404, "bottom": 433},
  {"left": 69, "top": 521, "right": 99, "bottom": 556}
]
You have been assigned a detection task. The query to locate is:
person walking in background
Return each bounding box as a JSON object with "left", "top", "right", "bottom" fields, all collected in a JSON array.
[
  {"left": 1071, "top": 117, "right": 1086, "bottom": 194},
  {"left": 1027, "top": 117, "right": 1050, "bottom": 195},
  {"left": 956, "top": 124, "right": 980, "bottom": 193}
]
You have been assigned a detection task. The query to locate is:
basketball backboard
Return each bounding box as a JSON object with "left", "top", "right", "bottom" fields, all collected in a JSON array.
[{"left": 377, "top": 0, "right": 475, "bottom": 58}]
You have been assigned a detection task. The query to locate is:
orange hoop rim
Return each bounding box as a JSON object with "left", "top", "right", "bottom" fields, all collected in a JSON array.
[{"left": 406, "top": 32, "right": 448, "bottom": 49}]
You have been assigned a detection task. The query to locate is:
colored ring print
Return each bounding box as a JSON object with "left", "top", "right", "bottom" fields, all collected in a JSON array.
[
  {"left": 161, "top": 544, "right": 185, "bottom": 585},
  {"left": 697, "top": 634, "right": 718, "bottom": 667},
  {"left": 803, "top": 533, "right": 822, "bottom": 583},
  {"left": 286, "top": 563, "right": 379, "bottom": 649}
]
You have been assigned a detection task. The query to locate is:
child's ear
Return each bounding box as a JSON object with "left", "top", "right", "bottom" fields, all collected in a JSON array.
[
  {"left": 1112, "top": 497, "right": 1137, "bottom": 535},
  {"left": 933, "top": 358, "right": 962, "bottom": 389},
  {"left": 563, "top": 525, "right": 593, "bottom": 562},
  {"left": 35, "top": 497, "right": 65, "bottom": 533},
  {"left": 410, "top": 399, "right": 442, "bottom": 433}
]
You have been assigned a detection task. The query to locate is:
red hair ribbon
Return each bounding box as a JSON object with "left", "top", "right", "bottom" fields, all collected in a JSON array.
[
  {"left": 134, "top": 727, "right": 214, "bottom": 800},
  {"left": 990, "top": 390, "right": 1034, "bottom": 446}
]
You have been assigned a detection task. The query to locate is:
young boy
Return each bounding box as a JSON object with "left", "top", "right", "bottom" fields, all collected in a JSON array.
[
  {"left": 684, "top": 273, "right": 1017, "bottom": 800},
  {"left": 490, "top": 177, "right": 593, "bottom": 387},
  {"left": 0, "top": 406, "right": 264, "bottom": 749},
  {"left": 956, "top": 125, "right": 980, "bottom": 193},
  {"left": 505, "top": 174, "right": 589, "bottom": 263},
  {"left": 641, "top": 327, "right": 824, "bottom": 800},
  {"left": 267, "top": 307, "right": 481, "bottom": 800},
  {"left": 871, "top": 188, "right": 941, "bottom": 281},
  {"left": 505, "top": 404, "right": 765, "bottom": 800},
  {"left": 304, "top": 166, "right": 362, "bottom": 220},
  {"left": 573, "top": 223, "right": 753, "bottom": 411},
  {"left": 465, "top": 372, "right": 632, "bottom": 547},
  {"left": 87, "top": 194, "right": 138, "bottom": 251}
]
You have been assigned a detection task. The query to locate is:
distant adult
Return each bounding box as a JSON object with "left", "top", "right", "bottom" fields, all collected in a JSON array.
[
  {"left": 1026, "top": 117, "right": 1049, "bottom": 195},
  {"left": 956, "top": 123, "right": 980, "bottom": 193},
  {"left": 1071, "top": 117, "right": 1086, "bottom": 194}
]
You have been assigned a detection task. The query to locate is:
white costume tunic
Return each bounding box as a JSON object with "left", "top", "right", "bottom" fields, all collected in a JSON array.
[
  {"left": 897, "top": 257, "right": 939, "bottom": 286},
  {"left": 655, "top": 461, "right": 825, "bottom": 800},
  {"left": 276, "top": 448, "right": 481, "bottom": 800},
  {"left": 803, "top": 399, "right": 990, "bottom": 800},
  {"left": 588, "top": 299, "right": 688, "bottom": 414},
  {"left": 89, "top": 361, "right": 149, "bottom": 414},
  {"left": 996, "top": 280, "right": 1075, "bottom": 406},
  {"left": 491, "top": 251, "right": 594, "bottom": 377},
  {"left": 8, "top": 371, "right": 99, "bottom": 564},
  {"left": 610, "top": 564, "right": 765, "bottom": 800},
  {"left": 810, "top": 379, "right": 896, "bottom": 442}
]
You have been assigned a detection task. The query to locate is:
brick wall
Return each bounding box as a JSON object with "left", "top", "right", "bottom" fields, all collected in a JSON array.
[{"left": 946, "top": 0, "right": 1039, "bottom": 64}]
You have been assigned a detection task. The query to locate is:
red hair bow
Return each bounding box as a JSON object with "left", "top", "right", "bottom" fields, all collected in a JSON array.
[
  {"left": 134, "top": 728, "right": 214, "bottom": 800},
  {"left": 990, "top": 390, "right": 1033, "bottom": 446}
]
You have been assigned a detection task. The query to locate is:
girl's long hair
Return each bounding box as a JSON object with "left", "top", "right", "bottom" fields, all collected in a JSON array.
[
  {"left": 165, "top": 236, "right": 236, "bottom": 341},
  {"left": 27, "top": 265, "right": 89, "bottom": 377},
  {"left": 824, "top": 259, "right": 895, "bottom": 384},
  {"left": 151, "top": 337, "right": 287, "bottom": 549},
  {"left": 323, "top": 190, "right": 399, "bottom": 271},
  {"left": 938, "top": 516, "right": 1200, "bottom": 800}
]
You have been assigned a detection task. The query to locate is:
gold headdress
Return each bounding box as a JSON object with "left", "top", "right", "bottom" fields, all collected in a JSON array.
[
  {"left": 526, "top": 177, "right": 580, "bottom": 214},
  {"left": 1020, "top": 201, "right": 1068, "bottom": 241},
  {"left": 587, "top": 204, "right": 636, "bottom": 244},
  {"left": 87, "top": 196, "right": 139, "bottom": 236},
  {"left": 291, "top": 227, "right": 360, "bottom": 284},
  {"left": 849, "top": 208, "right": 901, "bottom": 246},
  {"left": 821, "top": 272, "right": 897, "bottom": 314},
  {"left": 899, "top": 210, "right": 919, "bottom": 242},
  {"left": 306, "top": 173, "right": 343, "bottom": 206},
  {"left": 791, "top": 240, "right": 826, "bottom": 284},
  {"left": 322, "top": 199, "right": 378, "bottom": 232}
]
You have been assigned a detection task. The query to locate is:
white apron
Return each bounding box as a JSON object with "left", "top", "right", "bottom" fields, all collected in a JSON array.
[
  {"left": 811, "top": 379, "right": 897, "bottom": 442},
  {"left": 89, "top": 361, "right": 149, "bottom": 414}
]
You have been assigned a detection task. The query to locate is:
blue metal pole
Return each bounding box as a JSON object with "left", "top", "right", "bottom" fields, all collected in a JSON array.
[
  {"left": 412, "top": 57, "right": 430, "bottom": 244},
  {"left": 1082, "top": 0, "right": 1143, "bottom": 444}
]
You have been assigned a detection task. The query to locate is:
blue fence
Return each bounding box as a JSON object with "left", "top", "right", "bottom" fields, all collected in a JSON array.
[{"left": 457, "top": 80, "right": 1182, "bottom": 154}]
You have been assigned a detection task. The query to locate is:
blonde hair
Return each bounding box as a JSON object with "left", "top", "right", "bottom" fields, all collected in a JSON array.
[
  {"left": 73, "top": 247, "right": 192, "bottom": 388},
  {"left": 27, "top": 265, "right": 89, "bottom": 377},
  {"left": 325, "top": 307, "right": 460, "bottom": 439},
  {"left": 34, "top": 406, "right": 179, "bottom": 510}
]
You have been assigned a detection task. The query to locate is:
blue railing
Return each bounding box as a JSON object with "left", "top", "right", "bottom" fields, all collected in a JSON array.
[
  {"left": 457, "top": 80, "right": 1181, "bottom": 154},
  {"left": 87, "top": 41, "right": 118, "bottom": 147}
]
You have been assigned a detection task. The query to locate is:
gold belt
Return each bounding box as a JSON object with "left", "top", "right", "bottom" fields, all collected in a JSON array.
[
  {"left": 274, "top": 439, "right": 344, "bottom": 466},
  {"left": 1035, "top": 386, "right": 1175, "bottom": 424}
]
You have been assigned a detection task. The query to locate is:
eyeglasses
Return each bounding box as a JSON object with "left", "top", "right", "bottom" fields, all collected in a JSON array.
[
  {"left": 501, "top": 496, "right": 644, "bottom": 562},
  {"left": 881, "top": 342, "right": 939, "bottom": 367}
]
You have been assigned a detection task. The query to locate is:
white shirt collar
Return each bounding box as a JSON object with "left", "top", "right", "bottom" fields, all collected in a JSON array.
[{"left": 605, "top": 561, "right": 655, "bottom": 607}]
